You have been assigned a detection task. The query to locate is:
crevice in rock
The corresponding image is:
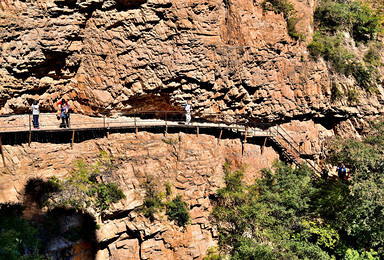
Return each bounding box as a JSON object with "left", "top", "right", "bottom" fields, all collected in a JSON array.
[
  {"left": 115, "top": 0, "right": 147, "bottom": 11},
  {"left": 97, "top": 236, "right": 120, "bottom": 251},
  {"left": 101, "top": 209, "right": 134, "bottom": 222}
]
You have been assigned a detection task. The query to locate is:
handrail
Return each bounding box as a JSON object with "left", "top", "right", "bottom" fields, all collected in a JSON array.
[
  {"left": 0, "top": 111, "right": 274, "bottom": 132},
  {"left": 271, "top": 125, "right": 321, "bottom": 174}
]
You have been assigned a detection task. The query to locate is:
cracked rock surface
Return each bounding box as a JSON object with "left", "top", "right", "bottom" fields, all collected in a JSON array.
[{"left": 1, "top": 0, "right": 383, "bottom": 121}]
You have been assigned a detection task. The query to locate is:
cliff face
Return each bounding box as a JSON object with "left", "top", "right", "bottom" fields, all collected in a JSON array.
[
  {"left": 1, "top": 0, "right": 383, "bottom": 120},
  {"left": 0, "top": 131, "right": 280, "bottom": 259},
  {"left": 1, "top": 0, "right": 383, "bottom": 258}
]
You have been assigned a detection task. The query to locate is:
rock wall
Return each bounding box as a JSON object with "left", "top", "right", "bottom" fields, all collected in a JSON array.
[
  {"left": 0, "top": 130, "right": 279, "bottom": 259},
  {"left": 1, "top": 0, "right": 383, "bottom": 121}
]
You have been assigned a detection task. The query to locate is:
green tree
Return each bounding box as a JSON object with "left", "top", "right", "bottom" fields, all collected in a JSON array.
[
  {"left": 212, "top": 162, "right": 334, "bottom": 259},
  {"left": 0, "top": 204, "right": 44, "bottom": 260},
  {"left": 327, "top": 121, "right": 384, "bottom": 257}
]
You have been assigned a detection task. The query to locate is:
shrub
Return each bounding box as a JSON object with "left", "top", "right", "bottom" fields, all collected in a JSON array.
[
  {"left": 364, "top": 44, "right": 382, "bottom": 66},
  {"left": 309, "top": 0, "right": 382, "bottom": 90},
  {"left": 0, "top": 204, "right": 44, "bottom": 260},
  {"left": 262, "top": 0, "right": 304, "bottom": 40},
  {"left": 96, "top": 183, "right": 126, "bottom": 210},
  {"left": 164, "top": 181, "right": 172, "bottom": 197},
  {"left": 141, "top": 179, "right": 164, "bottom": 221},
  {"left": 308, "top": 33, "right": 376, "bottom": 90},
  {"left": 331, "top": 82, "right": 343, "bottom": 101},
  {"left": 43, "top": 152, "right": 125, "bottom": 212},
  {"left": 203, "top": 247, "right": 224, "bottom": 260},
  {"left": 163, "top": 137, "right": 178, "bottom": 145},
  {"left": 314, "top": 0, "right": 382, "bottom": 42},
  {"left": 166, "top": 195, "right": 190, "bottom": 227},
  {"left": 347, "top": 89, "right": 359, "bottom": 103}
]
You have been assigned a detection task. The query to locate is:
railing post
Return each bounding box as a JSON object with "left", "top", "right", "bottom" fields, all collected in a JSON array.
[
  {"left": 0, "top": 135, "right": 7, "bottom": 173},
  {"left": 29, "top": 114, "right": 31, "bottom": 132},
  {"left": 71, "top": 130, "right": 75, "bottom": 149},
  {"left": 218, "top": 129, "right": 223, "bottom": 145},
  {"left": 242, "top": 125, "right": 248, "bottom": 156}
]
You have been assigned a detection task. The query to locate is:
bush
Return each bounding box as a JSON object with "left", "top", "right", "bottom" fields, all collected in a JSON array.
[
  {"left": 164, "top": 181, "right": 172, "bottom": 197},
  {"left": 43, "top": 152, "right": 125, "bottom": 212},
  {"left": 96, "top": 183, "right": 126, "bottom": 210},
  {"left": 0, "top": 204, "right": 44, "bottom": 260},
  {"left": 166, "top": 195, "right": 190, "bottom": 227},
  {"left": 309, "top": 0, "right": 382, "bottom": 90},
  {"left": 141, "top": 179, "right": 164, "bottom": 221},
  {"left": 262, "top": 0, "right": 304, "bottom": 40},
  {"left": 308, "top": 33, "right": 377, "bottom": 90},
  {"left": 331, "top": 82, "right": 343, "bottom": 101},
  {"left": 314, "top": 0, "right": 382, "bottom": 42}
]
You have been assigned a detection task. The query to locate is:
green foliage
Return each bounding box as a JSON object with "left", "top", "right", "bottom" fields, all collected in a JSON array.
[
  {"left": 212, "top": 156, "right": 384, "bottom": 259},
  {"left": 162, "top": 137, "right": 178, "bottom": 145},
  {"left": 141, "top": 179, "right": 164, "bottom": 221},
  {"left": 299, "top": 220, "right": 339, "bottom": 250},
  {"left": 331, "top": 82, "right": 343, "bottom": 101},
  {"left": 347, "top": 89, "right": 359, "bottom": 103},
  {"left": 0, "top": 204, "right": 44, "bottom": 260},
  {"left": 325, "top": 121, "right": 384, "bottom": 258},
  {"left": 262, "top": 0, "right": 305, "bottom": 40},
  {"left": 308, "top": 33, "right": 377, "bottom": 90},
  {"left": 166, "top": 195, "right": 191, "bottom": 227},
  {"left": 315, "top": 0, "right": 382, "bottom": 42},
  {"left": 212, "top": 162, "right": 336, "bottom": 259},
  {"left": 164, "top": 181, "right": 172, "bottom": 197},
  {"left": 364, "top": 43, "right": 383, "bottom": 66},
  {"left": 309, "top": 0, "right": 383, "bottom": 90},
  {"left": 343, "top": 248, "right": 379, "bottom": 260},
  {"left": 43, "top": 152, "right": 125, "bottom": 212},
  {"left": 203, "top": 247, "right": 224, "bottom": 260},
  {"left": 96, "top": 183, "right": 126, "bottom": 210},
  {"left": 140, "top": 179, "right": 190, "bottom": 227}
]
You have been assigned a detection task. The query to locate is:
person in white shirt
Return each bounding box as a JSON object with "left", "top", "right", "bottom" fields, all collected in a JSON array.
[
  {"left": 184, "top": 101, "right": 191, "bottom": 125},
  {"left": 31, "top": 100, "right": 39, "bottom": 129}
]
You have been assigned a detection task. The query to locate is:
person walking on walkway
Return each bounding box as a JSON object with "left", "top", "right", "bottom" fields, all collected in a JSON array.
[
  {"left": 60, "top": 102, "right": 69, "bottom": 128},
  {"left": 31, "top": 100, "right": 39, "bottom": 129},
  {"left": 185, "top": 101, "right": 192, "bottom": 125},
  {"left": 57, "top": 99, "right": 70, "bottom": 128}
]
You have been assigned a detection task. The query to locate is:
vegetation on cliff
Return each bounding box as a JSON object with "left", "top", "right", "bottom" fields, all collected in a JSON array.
[
  {"left": 211, "top": 129, "right": 384, "bottom": 260},
  {"left": 308, "top": 0, "right": 383, "bottom": 92},
  {"left": 0, "top": 204, "right": 44, "bottom": 260},
  {"left": 262, "top": 0, "right": 304, "bottom": 40},
  {"left": 42, "top": 152, "right": 126, "bottom": 212},
  {"left": 141, "top": 178, "right": 191, "bottom": 227}
]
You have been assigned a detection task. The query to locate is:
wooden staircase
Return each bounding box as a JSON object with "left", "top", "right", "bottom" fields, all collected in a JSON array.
[
  {"left": 269, "top": 135, "right": 302, "bottom": 165},
  {"left": 248, "top": 125, "right": 321, "bottom": 174}
]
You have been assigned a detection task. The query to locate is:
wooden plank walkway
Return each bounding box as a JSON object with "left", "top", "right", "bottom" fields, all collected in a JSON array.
[
  {"left": 0, "top": 113, "right": 321, "bottom": 174},
  {"left": 0, "top": 113, "right": 272, "bottom": 136}
]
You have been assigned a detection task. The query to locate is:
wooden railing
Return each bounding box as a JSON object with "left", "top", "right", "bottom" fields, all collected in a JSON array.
[{"left": 0, "top": 112, "right": 321, "bottom": 173}]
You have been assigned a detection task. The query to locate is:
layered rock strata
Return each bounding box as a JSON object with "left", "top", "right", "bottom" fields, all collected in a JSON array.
[
  {"left": 1, "top": 0, "right": 383, "bottom": 122},
  {"left": 0, "top": 131, "right": 280, "bottom": 259}
]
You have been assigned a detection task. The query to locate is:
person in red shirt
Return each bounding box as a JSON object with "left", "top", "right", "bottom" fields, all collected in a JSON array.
[{"left": 56, "top": 99, "right": 70, "bottom": 128}]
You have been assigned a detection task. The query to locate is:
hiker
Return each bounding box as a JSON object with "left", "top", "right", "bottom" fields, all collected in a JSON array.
[
  {"left": 56, "top": 98, "right": 69, "bottom": 108},
  {"left": 337, "top": 164, "right": 347, "bottom": 180},
  {"left": 57, "top": 99, "right": 70, "bottom": 128},
  {"left": 321, "top": 167, "right": 329, "bottom": 180},
  {"left": 31, "top": 100, "right": 39, "bottom": 129},
  {"left": 184, "top": 101, "right": 191, "bottom": 125}
]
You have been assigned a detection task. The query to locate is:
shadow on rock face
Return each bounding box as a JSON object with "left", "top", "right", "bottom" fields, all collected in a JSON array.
[{"left": 15, "top": 178, "right": 99, "bottom": 259}]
